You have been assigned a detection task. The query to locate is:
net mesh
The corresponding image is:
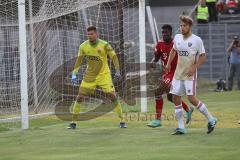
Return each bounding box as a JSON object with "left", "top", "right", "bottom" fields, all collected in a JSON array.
[{"left": 0, "top": 0, "right": 154, "bottom": 129}]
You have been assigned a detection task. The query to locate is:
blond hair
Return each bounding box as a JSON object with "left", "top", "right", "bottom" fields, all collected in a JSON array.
[{"left": 179, "top": 15, "right": 193, "bottom": 26}]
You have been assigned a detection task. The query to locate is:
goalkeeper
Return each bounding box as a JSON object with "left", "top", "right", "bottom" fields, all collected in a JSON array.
[
  {"left": 147, "top": 24, "right": 194, "bottom": 128},
  {"left": 68, "top": 26, "right": 126, "bottom": 129}
]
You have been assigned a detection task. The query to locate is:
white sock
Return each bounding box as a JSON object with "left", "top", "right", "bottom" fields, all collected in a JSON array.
[
  {"left": 175, "top": 105, "right": 184, "bottom": 129},
  {"left": 197, "top": 102, "right": 213, "bottom": 122}
]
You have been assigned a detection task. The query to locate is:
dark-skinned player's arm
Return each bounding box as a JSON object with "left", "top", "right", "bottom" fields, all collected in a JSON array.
[{"left": 150, "top": 46, "right": 161, "bottom": 69}]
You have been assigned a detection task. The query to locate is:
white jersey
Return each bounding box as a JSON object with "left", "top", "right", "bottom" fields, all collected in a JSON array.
[{"left": 173, "top": 33, "right": 206, "bottom": 80}]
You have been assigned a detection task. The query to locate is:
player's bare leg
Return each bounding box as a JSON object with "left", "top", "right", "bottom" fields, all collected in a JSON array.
[
  {"left": 106, "top": 92, "right": 126, "bottom": 128},
  {"left": 187, "top": 95, "right": 217, "bottom": 134}
]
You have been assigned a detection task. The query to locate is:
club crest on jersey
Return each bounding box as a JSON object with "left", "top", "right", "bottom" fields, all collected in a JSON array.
[
  {"left": 98, "top": 48, "right": 102, "bottom": 53},
  {"left": 188, "top": 42, "right": 192, "bottom": 47}
]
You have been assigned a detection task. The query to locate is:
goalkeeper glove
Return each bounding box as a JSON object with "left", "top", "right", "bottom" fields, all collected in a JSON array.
[
  {"left": 114, "top": 70, "right": 121, "bottom": 83},
  {"left": 71, "top": 72, "right": 78, "bottom": 85}
]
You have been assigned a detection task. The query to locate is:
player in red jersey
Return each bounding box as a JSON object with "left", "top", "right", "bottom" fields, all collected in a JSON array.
[{"left": 147, "top": 24, "right": 194, "bottom": 128}]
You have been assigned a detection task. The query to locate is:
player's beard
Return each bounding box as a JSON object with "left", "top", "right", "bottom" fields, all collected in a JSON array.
[
  {"left": 163, "top": 36, "right": 171, "bottom": 43},
  {"left": 88, "top": 35, "right": 98, "bottom": 44},
  {"left": 89, "top": 38, "right": 97, "bottom": 44}
]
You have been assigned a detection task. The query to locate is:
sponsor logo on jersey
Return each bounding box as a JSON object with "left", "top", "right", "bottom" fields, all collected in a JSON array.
[
  {"left": 162, "top": 52, "right": 168, "bottom": 60},
  {"left": 178, "top": 51, "right": 189, "bottom": 56},
  {"left": 98, "top": 48, "right": 102, "bottom": 53},
  {"left": 86, "top": 55, "right": 101, "bottom": 61}
]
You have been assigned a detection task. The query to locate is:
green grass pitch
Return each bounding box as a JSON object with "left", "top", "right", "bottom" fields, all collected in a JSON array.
[{"left": 0, "top": 90, "right": 239, "bottom": 160}]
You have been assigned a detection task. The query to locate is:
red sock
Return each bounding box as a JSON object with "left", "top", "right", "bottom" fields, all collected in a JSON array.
[
  {"left": 182, "top": 101, "right": 189, "bottom": 112},
  {"left": 156, "top": 98, "right": 163, "bottom": 120}
]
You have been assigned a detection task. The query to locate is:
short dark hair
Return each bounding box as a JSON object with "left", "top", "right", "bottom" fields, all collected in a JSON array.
[
  {"left": 87, "top": 26, "right": 97, "bottom": 32},
  {"left": 161, "top": 24, "right": 172, "bottom": 32}
]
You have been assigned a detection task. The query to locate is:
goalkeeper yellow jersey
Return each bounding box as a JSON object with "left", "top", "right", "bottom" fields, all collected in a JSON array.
[{"left": 77, "top": 39, "right": 118, "bottom": 82}]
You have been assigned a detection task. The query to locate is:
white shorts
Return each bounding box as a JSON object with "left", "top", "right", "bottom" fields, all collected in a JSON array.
[{"left": 170, "top": 78, "right": 196, "bottom": 96}]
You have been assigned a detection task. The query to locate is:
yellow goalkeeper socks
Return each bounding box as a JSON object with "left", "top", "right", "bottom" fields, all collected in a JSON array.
[
  {"left": 114, "top": 100, "right": 123, "bottom": 122},
  {"left": 72, "top": 101, "right": 81, "bottom": 121}
]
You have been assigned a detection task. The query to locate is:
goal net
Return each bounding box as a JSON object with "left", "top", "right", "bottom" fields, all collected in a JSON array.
[{"left": 0, "top": 0, "right": 159, "bottom": 130}]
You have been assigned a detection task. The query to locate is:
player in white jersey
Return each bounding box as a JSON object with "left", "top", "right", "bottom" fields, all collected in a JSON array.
[{"left": 166, "top": 15, "right": 217, "bottom": 135}]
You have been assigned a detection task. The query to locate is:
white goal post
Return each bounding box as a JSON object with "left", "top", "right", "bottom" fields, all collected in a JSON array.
[
  {"left": 139, "top": 0, "right": 147, "bottom": 112},
  {"left": 18, "top": 0, "right": 29, "bottom": 129}
]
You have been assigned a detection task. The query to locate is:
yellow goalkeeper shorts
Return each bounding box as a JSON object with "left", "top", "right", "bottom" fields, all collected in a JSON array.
[{"left": 79, "top": 73, "right": 115, "bottom": 95}]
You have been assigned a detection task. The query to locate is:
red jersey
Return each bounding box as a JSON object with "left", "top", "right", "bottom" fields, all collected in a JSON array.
[{"left": 154, "top": 39, "right": 178, "bottom": 76}]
